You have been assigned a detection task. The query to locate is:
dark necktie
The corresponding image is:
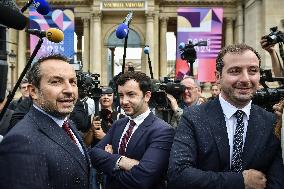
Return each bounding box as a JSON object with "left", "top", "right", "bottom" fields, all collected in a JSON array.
[
  {"left": 119, "top": 120, "right": 136, "bottom": 155},
  {"left": 231, "top": 110, "right": 245, "bottom": 173},
  {"left": 62, "top": 120, "right": 77, "bottom": 144}
]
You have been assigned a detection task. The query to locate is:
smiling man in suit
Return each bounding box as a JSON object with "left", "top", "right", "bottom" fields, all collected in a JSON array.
[
  {"left": 168, "top": 44, "right": 284, "bottom": 189},
  {"left": 89, "top": 71, "right": 174, "bottom": 189},
  {"left": 0, "top": 54, "right": 91, "bottom": 189}
]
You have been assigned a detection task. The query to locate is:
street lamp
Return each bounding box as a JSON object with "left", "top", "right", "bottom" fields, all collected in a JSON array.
[{"left": 8, "top": 50, "right": 16, "bottom": 89}]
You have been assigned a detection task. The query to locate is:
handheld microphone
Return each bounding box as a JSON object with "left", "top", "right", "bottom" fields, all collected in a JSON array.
[
  {"left": 26, "top": 28, "right": 64, "bottom": 43},
  {"left": 0, "top": 2, "right": 27, "bottom": 30},
  {"left": 115, "top": 11, "right": 133, "bottom": 39},
  {"left": 21, "top": 0, "right": 50, "bottom": 15},
  {"left": 144, "top": 45, "right": 149, "bottom": 55}
]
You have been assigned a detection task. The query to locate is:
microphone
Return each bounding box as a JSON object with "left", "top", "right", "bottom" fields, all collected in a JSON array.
[
  {"left": 26, "top": 28, "right": 64, "bottom": 43},
  {"left": 0, "top": 2, "right": 28, "bottom": 30},
  {"left": 21, "top": 0, "right": 50, "bottom": 15},
  {"left": 144, "top": 45, "right": 149, "bottom": 55},
  {"left": 115, "top": 11, "right": 133, "bottom": 39},
  {"left": 178, "top": 42, "right": 186, "bottom": 50}
]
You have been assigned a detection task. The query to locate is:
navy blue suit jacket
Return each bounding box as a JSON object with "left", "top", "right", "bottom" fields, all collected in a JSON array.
[
  {"left": 0, "top": 107, "right": 91, "bottom": 189},
  {"left": 89, "top": 112, "right": 175, "bottom": 189},
  {"left": 168, "top": 98, "right": 284, "bottom": 189}
]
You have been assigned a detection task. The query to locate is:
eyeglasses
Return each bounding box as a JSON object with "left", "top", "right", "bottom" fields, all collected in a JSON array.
[{"left": 184, "top": 86, "right": 197, "bottom": 91}]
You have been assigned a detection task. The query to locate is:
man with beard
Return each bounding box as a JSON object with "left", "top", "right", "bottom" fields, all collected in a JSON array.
[
  {"left": 0, "top": 54, "right": 91, "bottom": 189},
  {"left": 89, "top": 71, "right": 174, "bottom": 189},
  {"left": 168, "top": 44, "right": 284, "bottom": 189}
]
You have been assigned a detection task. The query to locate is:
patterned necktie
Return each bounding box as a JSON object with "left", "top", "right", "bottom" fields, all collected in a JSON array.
[
  {"left": 231, "top": 110, "right": 245, "bottom": 173},
  {"left": 62, "top": 120, "right": 77, "bottom": 144},
  {"left": 119, "top": 120, "right": 136, "bottom": 155}
]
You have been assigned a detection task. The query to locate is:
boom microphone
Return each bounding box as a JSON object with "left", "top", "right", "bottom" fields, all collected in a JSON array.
[
  {"left": 116, "top": 11, "right": 133, "bottom": 39},
  {"left": 21, "top": 0, "right": 50, "bottom": 15},
  {"left": 0, "top": 3, "right": 27, "bottom": 30},
  {"left": 26, "top": 28, "right": 64, "bottom": 43}
]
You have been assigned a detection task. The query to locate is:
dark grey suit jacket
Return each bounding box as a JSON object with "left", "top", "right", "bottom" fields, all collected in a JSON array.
[
  {"left": 90, "top": 112, "right": 175, "bottom": 189},
  {"left": 168, "top": 98, "right": 284, "bottom": 189},
  {"left": 0, "top": 106, "right": 91, "bottom": 189}
]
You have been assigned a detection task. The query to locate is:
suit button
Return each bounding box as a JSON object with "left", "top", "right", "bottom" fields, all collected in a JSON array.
[{"left": 75, "top": 177, "right": 81, "bottom": 184}]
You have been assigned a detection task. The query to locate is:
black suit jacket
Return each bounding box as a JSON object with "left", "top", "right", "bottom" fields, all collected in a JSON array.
[
  {"left": 168, "top": 98, "right": 284, "bottom": 189},
  {"left": 90, "top": 112, "right": 175, "bottom": 189},
  {"left": 0, "top": 106, "right": 91, "bottom": 189}
]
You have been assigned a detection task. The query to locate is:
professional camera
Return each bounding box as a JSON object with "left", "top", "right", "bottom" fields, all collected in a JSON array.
[
  {"left": 265, "top": 26, "right": 284, "bottom": 45},
  {"left": 252, "top": 69, "right": 284, "bottom": 112},
  {"left": 150, "top": 77, "right": 185, "bottom": 110},
  {"left": 76, "top": 71, "right": 102, "bottom": 100}
]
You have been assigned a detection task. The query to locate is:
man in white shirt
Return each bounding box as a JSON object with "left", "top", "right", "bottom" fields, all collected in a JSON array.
[
  {"left": 89, "top": 71, "right": 174, "bottom": 189},
  {"left": 168, "top": 44, "right": 284, "bottom": 189},
  {"left": 0, "top": 54, "right": 91, "bottom": 189}
]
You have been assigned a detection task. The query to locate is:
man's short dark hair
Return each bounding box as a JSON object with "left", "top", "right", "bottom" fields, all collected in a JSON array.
[
  {"left": 216, "top": 43, "right": 261, "bottom": 73},
  {"left": 26, "top": 53, "right": 70, "bottom": 89},
  {"left": 116, "top": 71, "right": 152, "bottom": 96}
]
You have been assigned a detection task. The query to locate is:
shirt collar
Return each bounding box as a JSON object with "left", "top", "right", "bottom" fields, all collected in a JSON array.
[
  {"left": 33, "top": 104, "right": 67, "bottom": 127},
  {"left": 129, "top": 108, "right": 151, "bottom": 126},
  {"left": 219, "top": 94, "right": 251, "bottom": 120}
]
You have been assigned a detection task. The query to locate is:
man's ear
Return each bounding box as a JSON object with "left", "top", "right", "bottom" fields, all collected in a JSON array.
[
  {"left": 144, "top": 91, "right": 151, "bottom": 103},
  {"left": 28, "top": 84, "right": 38, "bottom": 100},
  {"left": 215, "top": 71, "right": 221, "bottom": 84}
]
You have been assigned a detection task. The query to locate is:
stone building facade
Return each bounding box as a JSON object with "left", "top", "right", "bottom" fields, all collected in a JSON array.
[{"left": 6, "top": 0, "right": 284, "bottom": 87}]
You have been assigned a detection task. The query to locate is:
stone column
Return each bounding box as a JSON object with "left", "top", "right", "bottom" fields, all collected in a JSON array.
[
  {"left": 145, "top": 12, "right": 155, "bottom": 78},
  {"left": 235, "top": 2, "right": 244, "bottom": 43},
  {"left": 90, "top": 11, "right": 102, "bottom": 75},
  {"left": 159, "top": 16, "right": 168, "bottom": 77},
  {"left": 82, "top": 17, "right": 90, "bottom": 72},
  {"left": 17, "top": 30, "right": 26, "bottom": 79},
  {"left": 225, "top": 17, "right": 234, "bottom": 45}
]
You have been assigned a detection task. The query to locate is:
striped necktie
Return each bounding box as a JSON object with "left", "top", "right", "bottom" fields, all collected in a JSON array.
[
  {"left": 231, "top": 110, "right": 245, "bottom": 173},
  {"left": 119, "top": 120, "right": 136, "bottom": 155}
]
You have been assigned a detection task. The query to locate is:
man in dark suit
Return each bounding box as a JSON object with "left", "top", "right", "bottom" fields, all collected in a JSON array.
[
  {"left": 168, "top": 44, "right": 284, "bottom": 189},
  {"left": 0, "top": 54, "right": 91, "bottom": 189},
  {"left": 89, "top": 71, "right": 175, "bottom": 189}
]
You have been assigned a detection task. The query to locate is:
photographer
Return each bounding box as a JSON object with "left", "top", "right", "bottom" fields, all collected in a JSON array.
[
  {"left": 154, "top": 76, "right": 204, "bottom": 129},
  {"left": 84, "top": 87, "right": 124, "bottom": 147}
]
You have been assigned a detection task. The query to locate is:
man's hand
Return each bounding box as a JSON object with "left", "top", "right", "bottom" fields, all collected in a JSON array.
[
  {"left": 260, "top": 36, "right": 276, "bottom": 54},
  {"left": 243, "top": 169, "right": 267, "bottom": 189},
  {"left": 105, "top": 144, "right": 113, "bottom": 154},
  {"left": 167, "top": 94, "right": 179, "bottom": 112},
  {"left": 118, "top": 156, "right": 139, "bottom": 171}
]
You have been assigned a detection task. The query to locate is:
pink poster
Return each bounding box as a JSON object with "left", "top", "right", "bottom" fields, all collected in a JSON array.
[{"left": 176, "top": 8, "right": 223, "bottom": 82}]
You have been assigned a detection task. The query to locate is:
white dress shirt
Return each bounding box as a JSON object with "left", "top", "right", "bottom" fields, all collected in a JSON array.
[{"left": 219, "top": 94, "right": 251, "bottom": 167}]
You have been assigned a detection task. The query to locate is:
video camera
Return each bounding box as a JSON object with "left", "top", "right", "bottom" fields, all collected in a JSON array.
[
  {"left": 76, "top": 71, "right": 102, "bottom": 100},
  {"left": 150, "top": 77, "right": 185, "bottom": 110},
  {"left": 252, "top": 69, "right": 284, "bottom": 112},
  {"left": 265, "top": 26, "right": 284, "bottom": 45}
]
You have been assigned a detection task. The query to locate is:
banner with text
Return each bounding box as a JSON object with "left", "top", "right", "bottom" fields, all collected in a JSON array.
[
  {"left": 29, "top": 8, "right": 74, "bottom": 60},
  {"left": 176, "top": 7, "right": 223, "bottom": 82}
]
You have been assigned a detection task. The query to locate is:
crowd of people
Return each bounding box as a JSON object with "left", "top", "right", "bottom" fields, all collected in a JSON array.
[{"left": 0, "top": 39, "right": 284, "bottom": 189}]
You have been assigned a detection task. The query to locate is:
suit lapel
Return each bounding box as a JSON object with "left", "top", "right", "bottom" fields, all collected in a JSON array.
[
  {"left": 206, "top": 99, "right": 231, "bottom": 170},
  {"left": 242, "top": 106, "right": 266, "bottom": 168},
  {"left": 125, "top": 112, "right": 154, "bottom": 155},
  {"left": 29, "top": 107, "right": 88, "bottom": 173},
  {"left": 112, "top": 118, "right": 129, "bottom": 154}
]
